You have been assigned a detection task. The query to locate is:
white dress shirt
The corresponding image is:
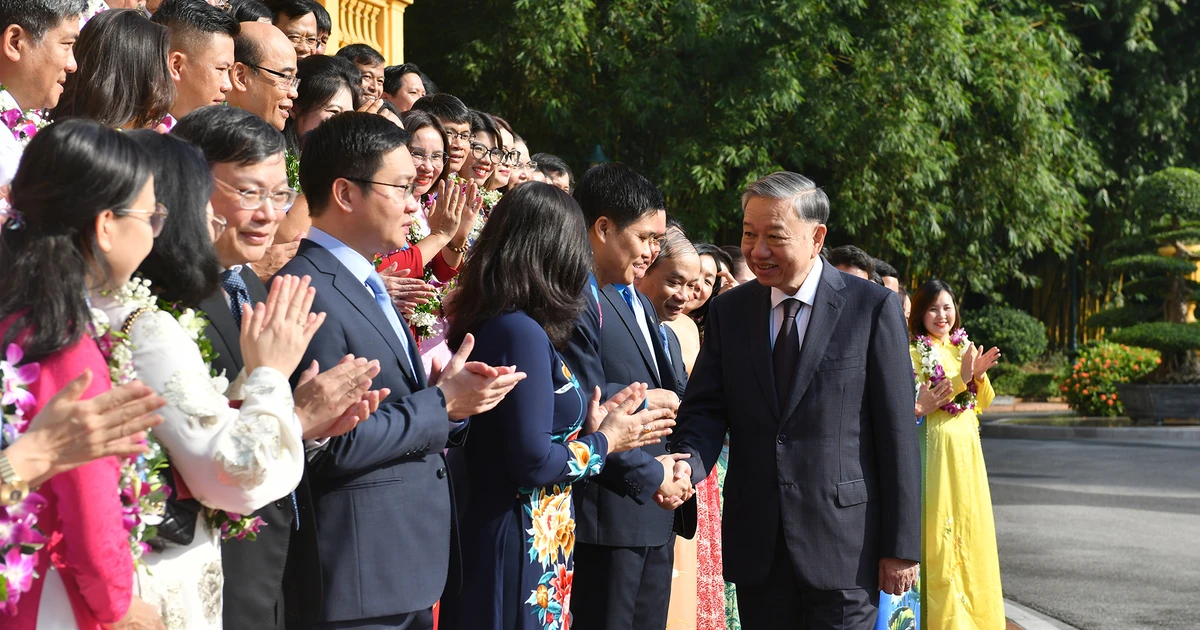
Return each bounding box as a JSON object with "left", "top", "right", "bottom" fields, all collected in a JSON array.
[
  {"left": 622, "top": 284, "right": 660, "bottom": 379},
  {"left": 769, "top": 257, "right": 823, "bottom": 353}
]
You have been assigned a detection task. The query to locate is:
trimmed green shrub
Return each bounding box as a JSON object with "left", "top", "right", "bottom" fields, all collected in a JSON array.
[
  {"left": 1133, "top": 167, "right": 1200, "bottom": 221},
  {"left": 965, "top": 306, "right": 1048, "bottom": 365},
  {"left": 1086, "top": 303, "right": 1162, "bottom": 330},
  {"left": 1060, "top": 342, "right": 1161, "bottom": 416},
  {"left": 1107, "top": 322, "right": 1200, "bottom": 355}
]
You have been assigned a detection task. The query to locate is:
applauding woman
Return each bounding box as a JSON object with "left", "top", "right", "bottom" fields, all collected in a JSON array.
[
  {"left": 908, "top": 280, "right": 1003, "bottom": 630},
  {"left": 439, "top": 183, "right": 674, "bottom": 630},
  {"left": 0, "top": 120, "right": 163, "bottom": 629}
]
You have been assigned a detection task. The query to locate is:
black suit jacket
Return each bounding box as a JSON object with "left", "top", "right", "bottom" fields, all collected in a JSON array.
[
  {"left": 661, "top": 324, "right": 688, "bottom": 397},
  {"left": 208, "top": 267, "right": 319, "bottom": 629},
  {"left": 574, "top": 285, "right": 680, "bottom": 548},
  {"left": 669, "top": 263, "right": 920, "bottom": 591},
  {"left": 279, "top": 240, "right": 460, "bottom": 623}
]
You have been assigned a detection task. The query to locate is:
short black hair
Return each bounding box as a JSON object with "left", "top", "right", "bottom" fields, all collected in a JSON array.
[
  {"left": 51, "top": 9, "right": 175, "bottom": 129},
  {"left": 173, "top": 105, "right": 287, "bottom": 165},
  {"left": 0, "top": 0, "right": 87, "bottom": 42},
  {"left": 335, "top": 43, "right": 384, "bottom": 67},
  {"left": 383, "top": 63, "right": 433, "bottom": 96},
  {"left": 299, "top": 111, "right": 410, "bottom": 217},
  {"left": 151, "top": 0, "right": 239, "bottom": 53},
  {"left": 263, "top": 0, "right": 312, "bottom": 21},
  {"left": 573, "top": 162, "right": 662, "bottom": 230},
  {"left": 827, "top": 245, "right": 876, "bottom": 276},
  {"left": 127, "top": 130, "right": 222, "bottom": 309},
  {"left": 284, "top": 54, "right": 361, "bottom": 152},
  {"left": 410, "top": 93, "right": 469, "bottom": 125},
  {"left": 874, "top": 258, "right": 899, "bottom": 278},
  {"left": 229, "top": 0, "right": 271, "bottom": 23},
  {"left": 721, "top": 244, "right": 747, "bottom": 272},
  {"left": 309, "top": 0, "right": 330, "bottom": 34},
  {"left": 533, "top": 153, "right": 575, "bottom": 190}
]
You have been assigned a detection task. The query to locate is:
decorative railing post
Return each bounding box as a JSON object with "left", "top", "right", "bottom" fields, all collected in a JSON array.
[{"left": 318, "top": 0, "right": 412, "bottom": 63}]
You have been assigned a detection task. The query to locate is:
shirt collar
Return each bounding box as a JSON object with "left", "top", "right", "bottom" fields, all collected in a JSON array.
[
  {"left": 307, "top": 226, "right": 376, "bottom": 285},
  {"left": 770, "top": 256, "right": 823, "bottom": 310}
]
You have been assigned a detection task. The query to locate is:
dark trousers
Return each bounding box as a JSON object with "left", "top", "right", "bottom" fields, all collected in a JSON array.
[
  {"left": 736, "top": 528, "right": 877, "bottom": 630},
  {"left": 287, "top": 609, "right": 434, "bottom": 630},
  {"left": 571, "top": 537, "right": 675, "bottom": 630}
]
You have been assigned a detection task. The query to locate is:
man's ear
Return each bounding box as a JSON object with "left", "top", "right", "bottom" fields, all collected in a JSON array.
[
  {"left": 229, "top": 62, "right": 251, "bottom": 92},
  {"left": 1, "top": 25, "right": 25, "bottom": 64},
  {"left": 167, "top": 50, "right": 186, "bottom": 82},
  {"left": 593, "top": 216, "right": 611, "bottom": 243},
  {"left": 812, "top": 223, "right": 828, "bottom": 258}
]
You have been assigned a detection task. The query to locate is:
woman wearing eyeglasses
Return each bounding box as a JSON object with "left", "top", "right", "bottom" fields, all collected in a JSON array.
[
  {"left": 485, "top": 115, "right": 518, "bottom": 192},
  {"left": 459, "top": 110, "right": 503, "bottom": 189},
  {"left": 506, "top": 137, "right": 536, "bottom": 191},
  {"left": 87, "top": 130, "right": 378, "bottom": 630},
  {"left": 0, "top": 121, "right": 166, "bottom": 630}
]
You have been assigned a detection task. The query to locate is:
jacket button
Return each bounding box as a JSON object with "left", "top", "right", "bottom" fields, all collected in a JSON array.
[
  {"left": 436, "top": 467, "right": 447, "bottom": 479},
  {"left": 275, "top": 500, "right": 285, "bottom": 508},
  {"left": 777, "top": 435, "right": 786, "bottom": 444}
]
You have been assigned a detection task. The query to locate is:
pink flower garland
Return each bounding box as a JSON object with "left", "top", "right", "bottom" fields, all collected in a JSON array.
[
  {"left": 0, "top": 344, "right": 44, "bottom": 614},
  {"left": 913, "top": 328, "right": 978, "bottom": 416}
]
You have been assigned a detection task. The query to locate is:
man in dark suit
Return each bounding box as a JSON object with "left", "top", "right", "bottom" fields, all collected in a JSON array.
[
  {"left": 176, "top": 106, "right": 383, "bottom": 630},
  {"left": 634, "top": 226, "right": 702, "bottom": 393},
  {"left": 563, "top": 164, "right": 693, "bottom": 630},
  {"left": 666, "top": 172, "right": 921, "bottom": 629},
  {"left": 278, "top": 112, "right": 524, "bottom": 630}
]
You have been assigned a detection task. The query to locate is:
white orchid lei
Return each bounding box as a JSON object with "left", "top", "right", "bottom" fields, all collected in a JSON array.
[
  {"left": 99, "top": 278, "right": 264, "bottom": 548},
  {"left": 912, "top": 327, "right": 978, "bottom": 417},
  {"left": 405, "top": 212, "right": 453, "bottom": 340},
  {"left": 0, "top": 344, "right": 44, "bottom": 615},
  {"left": 0, "top": 84, "right": 49, "bottom": 147}
]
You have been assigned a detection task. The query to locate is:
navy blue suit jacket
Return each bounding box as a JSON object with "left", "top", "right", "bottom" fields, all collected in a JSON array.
[
  {"left": 279, "top": 240, "right": 457, "bottom": 623},
  {"left": 574, "top": 285, "right": 680, "bottom": 548},
  {"left": 669, "top": 264, "right": 920, "bottom": 590}
]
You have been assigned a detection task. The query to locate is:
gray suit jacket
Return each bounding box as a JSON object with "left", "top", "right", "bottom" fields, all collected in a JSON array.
[{"left": 669, "top": 263, "right": 920, "bottom": 590}]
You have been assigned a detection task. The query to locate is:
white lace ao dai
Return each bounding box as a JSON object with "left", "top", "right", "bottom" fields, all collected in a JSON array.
[{"left": 93, "top": 293, "right": 304, "bottom": 630}]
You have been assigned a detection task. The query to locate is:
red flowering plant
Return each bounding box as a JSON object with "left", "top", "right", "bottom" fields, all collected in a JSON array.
[{"left": 1060, "top": 341, "right": 1161, "bottom": 416}]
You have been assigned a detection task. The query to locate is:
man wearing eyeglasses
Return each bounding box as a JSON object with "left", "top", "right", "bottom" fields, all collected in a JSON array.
[
  {"left": 269, "top": 0, "right": 320, "bottom": 60},
  {"left": 228, "top": 21, "right": 298, "bottom": 132},
  {"left": 174, "top": 105, "right": 313, "bottom": 630}
]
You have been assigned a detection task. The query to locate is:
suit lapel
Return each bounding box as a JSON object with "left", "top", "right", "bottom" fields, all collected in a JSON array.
[
  {"left": 200, "top": 292, "right": 244, "bottom": 371},
  {"left": 747, "top": 284, "right": 780, "bottom": 419},
  {"left": 601, "top": 285, "right": 661, "bottom": 387},
  {"left": 781, "top": 264, "right": 846, "bottom": 421},
  {"left": 302, "top": 242, "right": 419, "bottom": 389},
  {"left": 641, "top": 292, "right": 676, "bottom": 393},
  {"left": 665, "top": 326, "right": 688, "bottom": 389},
  {"left": 240, "top": 266, "right": 269, "bottom": 302}
]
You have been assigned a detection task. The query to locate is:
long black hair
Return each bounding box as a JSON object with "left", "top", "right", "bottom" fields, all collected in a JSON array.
[
  {"left": 909, "top": 279, "right": 958, "bottom": 339},
  {"left": 126, "top": 131, "right": 222, "bottom": 308},
  {"left": 690, "top": 242, "right": 733, "bottom": 325},
  {"left": 447, "top": 182, "right": 590, "bottom": 350},
  {"left": 0, "top": 120, "right": 152, "bottom": 362},
  {"left": 51, "top": 9, "right": 175, "bottom": 129},
  {"left": 283, "top": 54, "right": 362, "bottom": 153}
]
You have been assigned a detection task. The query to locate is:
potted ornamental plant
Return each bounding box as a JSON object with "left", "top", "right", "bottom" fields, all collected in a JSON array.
[{"left": 1089, "top": 167, "right": 1200, "bottom": 423}]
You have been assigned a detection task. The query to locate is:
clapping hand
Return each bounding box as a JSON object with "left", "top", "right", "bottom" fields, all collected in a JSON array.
[
  {"left": 653, "top": 453, "right": 694, "bottom": 510},
  {"left": 582, "top": 385, "right": 675, "bottom": 454},
  {"left": 430, "top": 333, "right": 527, "bottom": 420},
  {"left": 427, "top": 178, "right": 469, "bottom": 241},
  {"left": 293, "top": 355, "right": 389, "bottom": 439},
  {"left": 378, "top": 264, "right": 435, "bottom": 315},
  {"left": 914, "top": 379, "right": 954, "bottom": 417},
  {"left": 450, "top": 180, "right": 484, "bottom": 246},
  {"left": 240, "top": 275, "right": 326, "bottom": 376},
  {"left": 959, "top": 343, "right": 1001, "bottom": 384}
]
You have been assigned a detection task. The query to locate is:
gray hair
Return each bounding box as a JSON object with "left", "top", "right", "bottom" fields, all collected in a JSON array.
[
  {"left": 1, "top": 0, "right": 88, "bottom": 42},
  {"left": 647, "top": 225, "right": 698, "bottom": 273},
  {"left": 742, "top": 171, "right": 830, "bottom": 224}
]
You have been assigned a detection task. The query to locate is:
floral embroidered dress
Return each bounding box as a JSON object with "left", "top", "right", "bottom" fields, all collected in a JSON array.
[
  {"left": 439, "top": 311, "right": 608, "bottom": 630},
  {"left": 909, "top": 337, "right": 1004, "bottom": 630},
  {"left": 93, "top": 281, "right": 305, "bottom": 630}
]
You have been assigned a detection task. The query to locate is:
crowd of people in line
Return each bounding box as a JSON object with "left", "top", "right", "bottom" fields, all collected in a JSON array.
[{"left": 0, "top": 0, "right": 1009, "bottom": 628}]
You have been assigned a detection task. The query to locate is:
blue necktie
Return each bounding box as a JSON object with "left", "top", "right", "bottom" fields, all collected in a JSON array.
[
  {"left": 589, "top": 275, "right": 603, "bottom": 326},
  {"left": 659, "top": 324, "right": 673, "bottom": 369},
  {"left": 364, "top": 271, "right": 416, "bottom": 377},
  {"left": 220, "top": 269, "right": 251, "bottom": 329},
  {"left": 618, "top": 285, "right": 638, "bottom": 313}
]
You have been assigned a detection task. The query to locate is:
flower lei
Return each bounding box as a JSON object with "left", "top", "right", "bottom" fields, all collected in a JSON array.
[
  {"left": 0, "top": 84, "right": 48, "bottom": 147},
  {"left": 97, "top": 279, "right": 263, "bottom": 548},
  {"left": 0, "top": 344, "right": 44, "bottom": 614},
  {"left": 285, "top": 148, "right": 302, "bottom": 194},
  {"left": 913, "top": 327, "right": 978, "bottom": 417}
]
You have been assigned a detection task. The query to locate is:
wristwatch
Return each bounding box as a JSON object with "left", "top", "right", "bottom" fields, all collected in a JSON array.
[{"left": 0, "top": 452, "right": 29, "bottom": 506}]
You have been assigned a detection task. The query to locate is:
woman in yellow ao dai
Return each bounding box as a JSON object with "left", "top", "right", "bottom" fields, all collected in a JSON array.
[{"left": 908, "top": 280, "right": 1005, "bottom": 630}]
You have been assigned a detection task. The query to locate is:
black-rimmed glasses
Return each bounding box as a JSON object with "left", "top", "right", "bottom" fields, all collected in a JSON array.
[
  {"left": 346, "top": 177, "right": 415, "bottom": 202},
  {"left": 469, "top": 142, "right": 505, "bottom": 162},
  {"left": 250, "top": 64, "right": 301, "bottom": 90}
]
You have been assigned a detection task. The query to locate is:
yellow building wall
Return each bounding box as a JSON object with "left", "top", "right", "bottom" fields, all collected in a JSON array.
[{"left": 316, "top": 0, "right": 411, "bottom": 64}]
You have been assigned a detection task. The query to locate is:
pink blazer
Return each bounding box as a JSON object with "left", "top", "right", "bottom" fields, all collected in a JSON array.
[{"left": 4, "top": 326, "right": 133, "bottom": 630}]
